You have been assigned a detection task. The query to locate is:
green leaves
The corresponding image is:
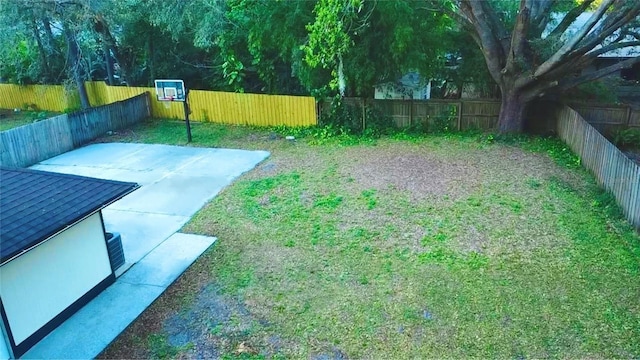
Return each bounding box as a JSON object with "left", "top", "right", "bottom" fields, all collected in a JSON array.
[{"left": 303, "top": 0, "right": 355, "bottom": 69}]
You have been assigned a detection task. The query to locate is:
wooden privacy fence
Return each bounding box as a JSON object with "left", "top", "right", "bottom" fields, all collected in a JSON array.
[
  {"left": 319, "top": 98, "right": 502, "bottom": 131},
  {"left": 0, "top": 82, "right": 317, "bottom": 127},
  {"left": 0, "top": 93, "right": 150, "bottom": 168},
  {"left": 556, "top": 105, "right": 640, "bottom": 231},
  {"left": 0, "top": 83, "right": 79, "bottom": 112},
  {"left": 570, "top": 102, "right": 640, "bottom": 137},
  {"left": 69, "top": 92, "right": 151, "bottom": 147}
]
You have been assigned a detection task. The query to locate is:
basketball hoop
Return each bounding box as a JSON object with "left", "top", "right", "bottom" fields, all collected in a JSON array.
[
  {"left": 154, "top": 79, "right": 186, "bottom": 102},
  {"left": 154, "top": 78, "right": 191, "bottom": 143}
]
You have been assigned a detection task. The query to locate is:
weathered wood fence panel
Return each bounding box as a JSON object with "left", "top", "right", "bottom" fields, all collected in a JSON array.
[
  {"left": 459, "top": 100, "right": 502, "bottom": 130},
  {"left": 320, "top": 98, "right": 501, "bottom": 131},
  {"left": 570, "top": 103, "right": 640, "bottom": 137},
  {"left": 68, "top": 92, "right": 151, "bottom": 146},
  {"left": 0, "top": 115, "right": 73, "bottom": 168},
  {"left": 630, "top": 110, "right": 640, "bottom": 127},
  {"left": 556, "top": 105, "right": 640, "bottom": 231},
  {"left": 0, "top": 93, "right": 150, "bottom": 168}
]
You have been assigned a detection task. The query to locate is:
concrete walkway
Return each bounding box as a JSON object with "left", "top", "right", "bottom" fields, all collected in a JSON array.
[{"left": 23, "top": 143, "right": 269, "bottom": 359}]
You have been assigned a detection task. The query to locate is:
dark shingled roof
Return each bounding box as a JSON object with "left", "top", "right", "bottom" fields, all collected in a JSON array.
[{"left": 0, "top": 167, "right": 138, "bottom": 264}]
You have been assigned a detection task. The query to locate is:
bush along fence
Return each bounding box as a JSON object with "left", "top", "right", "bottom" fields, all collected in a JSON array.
[
  {"left": 0, "top": 92, "right": 150, "bottom": 168},
  {"left": 318, "top": 97, "right": 503, "bottom": 132},
  {"left": 0, "top": 81, "right": 317, "bottom": 127},
  {"left": 557, "top": 105, "right": 640, "bottom": 231}
]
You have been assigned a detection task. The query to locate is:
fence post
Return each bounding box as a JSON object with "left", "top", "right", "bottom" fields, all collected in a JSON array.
[
  {"left": 409, "top": 98, "right": 414, "bottom": 127},
  {"left": 362, "top": 97, "right": 366, "bottom": 131},
  {"left": 625, "top": 105, "right": 632, "bottom": 127},
  {"left": 457, "top": 101, "right": 463, "bottom": 131}
]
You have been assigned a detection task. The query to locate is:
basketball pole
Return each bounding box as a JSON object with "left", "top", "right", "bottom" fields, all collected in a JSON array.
[{"left": 184, "top": 88, "right": 192, "bottom": 143}]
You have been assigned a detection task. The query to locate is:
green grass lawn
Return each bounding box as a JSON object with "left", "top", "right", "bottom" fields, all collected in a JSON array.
[
  {"left": 100, "top": 120, "right": 640, "bottom": 359},
  {"left": 0, "top": 109, "right": 60, "bottom": 131}
]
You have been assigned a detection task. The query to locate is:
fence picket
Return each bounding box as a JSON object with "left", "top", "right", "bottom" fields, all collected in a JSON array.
[
  {"left": 1, "top": 93, "right": 149, "bottom": 168},
  {"left": 557, "top": 105, "right": 640, "bottom": 231}
]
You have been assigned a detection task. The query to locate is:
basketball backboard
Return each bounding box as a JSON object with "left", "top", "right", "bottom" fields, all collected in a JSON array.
[{"left": 154, "top": 79, "right": 186, "bottom": 101}]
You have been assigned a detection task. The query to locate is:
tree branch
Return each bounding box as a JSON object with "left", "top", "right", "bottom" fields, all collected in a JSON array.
[
  {"left": 529, "top": 0, "right": 556, "bottom": 38},
  {"left": 505, "top": 0, "right": 530, "bottom": 75},
  {"left": 462, "top": 0, "right": 507, "bottom": 82},
  {"left": 558, "top": 56, "right": 640, "bottom": 91},
  {"left": 534, "top": 0, "right": 614, "bottom": 78},
  {"left": 575, "top": 2, "right": 640, "bottom": 58},
  {"left": 431, "top": 0, "right": 473, "bottom": 30},
  {"left": 586, "top": 41, "right": 640, "bottom": 58},
  {"left": 548, "top": 0, "right": 595, "bottom": 38}
]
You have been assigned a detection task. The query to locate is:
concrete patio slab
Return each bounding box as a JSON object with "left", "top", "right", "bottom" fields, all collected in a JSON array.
[
  {"left": 101, "top": 209, "right": 189, "bottom": 266},
  {"left": 119, "top": 233, "right": 215, "bottom": 288},
  {"left": 21, "top": 143, "right": 269, "bottom": 359},
  {"left": 108, "top": 173, "right": 229, "bottom": 216},
  {"left": 29, "top": 163, "right": 167, "bottom": 185}
]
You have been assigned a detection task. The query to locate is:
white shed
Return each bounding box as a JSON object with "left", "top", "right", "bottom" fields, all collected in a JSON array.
[
  {"left": 0, "top": 168, "right": 138, "bottom": 358},
  {"left": 374, "top": 72, "right": 432, "bottom": 100}
]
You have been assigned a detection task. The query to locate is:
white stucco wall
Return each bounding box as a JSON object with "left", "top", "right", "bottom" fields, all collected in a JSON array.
[{"left": 0, "top": 212, "right": 111, "bottom": 346}]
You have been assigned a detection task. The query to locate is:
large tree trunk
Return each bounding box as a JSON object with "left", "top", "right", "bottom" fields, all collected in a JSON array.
[
  {"left": 41, "top": 18, "right": 56, "bottom": 54},
  {"left": 32, "top": 20, "right": 50, "bottom": 83},
  {"left": 104, "top": 41, "right": 115, "bottom": 85},
  {"left": 64, "top": 25, "right": 90, "bottom": 109},
  {"left": 497, "top": 89, "right": 527, "bottom": 133},
  {"left": 146, "top": 32, "right": 156, "bottom": 85},
  {"left": 93, "top": 15, "right": 127, "bottom": 84}
]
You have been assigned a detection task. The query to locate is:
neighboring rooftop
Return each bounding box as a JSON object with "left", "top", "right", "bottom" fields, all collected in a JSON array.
[{"left": 0, "top": 167, "right": 138, "bottom": 264}]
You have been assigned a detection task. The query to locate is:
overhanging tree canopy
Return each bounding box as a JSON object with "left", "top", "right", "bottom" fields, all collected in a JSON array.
[{"left": 440, "top": 0, "right": 640, "bottom": 133}]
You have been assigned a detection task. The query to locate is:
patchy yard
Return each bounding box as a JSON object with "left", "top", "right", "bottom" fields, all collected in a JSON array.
[
  {"left": 100, "top": 120, "right": 640, "bottom": 359},
  {"left": 0, "top": 109, "right": 59, "bottom": 131}
]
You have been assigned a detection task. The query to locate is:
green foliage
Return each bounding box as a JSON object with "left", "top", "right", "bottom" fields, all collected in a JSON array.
[
  {"left": 484, "top": 134, "right": 583, "bottom": 169},
  {"left": 28, "top": 111, "right": 49, "bottom": 122},
  {"left": 562, "top": 79, "right": 620, "bottom": 104},
  {"left": 147, "top": 334, "right": 193, "bottom": 360},
  {"left": 360, "top": 189, "right": 377, "bottom": 210},
  {"left": 313, "top": 193, "right": 344, "bottom": 210},
  {"left": 222, "top": 54, "right": 245, "bottom": 92},
  {"left": 319, "top": 96, "right": 393, "bottom": 135},
  {"left": 429, "top": 105, "right": 458, "bottom": 134},
  {"left": 303, "top": 0, "right": 357, "bottom": 70},
  {"left": 1, "top": 0, "right": 453, "bottom": 98},
  {"left": 613, "top": 127, "right": 640, "bottom": 149},
  {"left": 0, "top": 39, "right": 38, "bottom": 84}
]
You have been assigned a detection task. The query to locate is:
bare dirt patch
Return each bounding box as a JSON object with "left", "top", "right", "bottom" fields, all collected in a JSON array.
[
  {"left": 338, "top": 141, "right": 580, "bottom": 203},
  {"left": 345, "top": 150, "right": 478, "bottom": 201}
]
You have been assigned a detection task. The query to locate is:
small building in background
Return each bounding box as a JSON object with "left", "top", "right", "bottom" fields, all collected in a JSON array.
[{"left": 374, "top": 72, "right": 431, "bottom": 100}]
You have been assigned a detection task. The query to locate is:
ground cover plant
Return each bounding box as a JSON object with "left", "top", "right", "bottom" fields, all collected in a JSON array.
[
  {"left": 0, "top": 109, "right": 58, "bottom": 131},
  {"left": 99, "top": 120, "right": 640, "bottom": 359},
  {"left": 613, "top": 127, "right": 640, "bottom": 165}
]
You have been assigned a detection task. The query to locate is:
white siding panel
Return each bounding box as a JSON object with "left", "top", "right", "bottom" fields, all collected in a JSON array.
[{"left": 0, "top": 212, "right": 112, "bottom": 345}]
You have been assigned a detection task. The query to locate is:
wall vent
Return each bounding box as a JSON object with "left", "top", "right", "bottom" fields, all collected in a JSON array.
[{"left": 106, "top": 232, "right": 125, "bottom": 271}]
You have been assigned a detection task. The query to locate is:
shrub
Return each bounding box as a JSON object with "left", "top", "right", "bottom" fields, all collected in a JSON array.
[
  {"left": 613, "top": 127, "right": 640, "bottom": 149},
  {"left": 319, "top": 96, "right": 393, "bottom": 136}
]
